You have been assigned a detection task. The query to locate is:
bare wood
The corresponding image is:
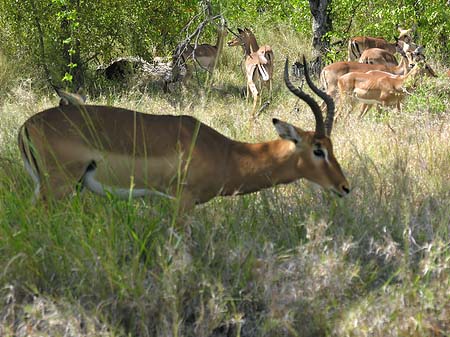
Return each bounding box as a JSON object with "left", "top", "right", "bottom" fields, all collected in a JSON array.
[{"left": 18, "top": 57, "right": 349, "bottom": 212}]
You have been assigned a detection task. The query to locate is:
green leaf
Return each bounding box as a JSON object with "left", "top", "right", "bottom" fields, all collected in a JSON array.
[{"left": 62, "top": 72, "right": 73, "bottom": 83}]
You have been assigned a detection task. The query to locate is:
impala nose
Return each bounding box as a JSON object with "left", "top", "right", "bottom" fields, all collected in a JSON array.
[{"left": 340, "top": 183, "right": 351, "bottom": 196}]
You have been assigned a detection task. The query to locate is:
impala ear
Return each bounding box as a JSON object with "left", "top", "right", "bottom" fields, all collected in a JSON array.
[{"left": 273, "top": 119, "right": 302, "bottom": 144}]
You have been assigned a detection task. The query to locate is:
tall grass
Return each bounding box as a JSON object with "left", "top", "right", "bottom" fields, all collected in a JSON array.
[{"left": 1, "top": 25, "right": 449, "bottom": 337}]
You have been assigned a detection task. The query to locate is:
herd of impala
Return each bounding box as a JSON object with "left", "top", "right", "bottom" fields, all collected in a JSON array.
[{"left": 18, "top": 25, "right": 442, "bottom": 212}]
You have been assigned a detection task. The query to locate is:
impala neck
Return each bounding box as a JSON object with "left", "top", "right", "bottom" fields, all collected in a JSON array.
[
  {"left": 241, "top": 34, "right": 259, "bottom": 55},
  {"left": 222, "top": 140, "right": 300, "bottom": 196},
  {"left": 400, "top": 63, "right": 421, "bottom": 87},
  {"left": 248, "top": 36, "right": 259, "bottom": 54},
  {"left": 392, "top": 56, "right": 408, "bottom": 75}
]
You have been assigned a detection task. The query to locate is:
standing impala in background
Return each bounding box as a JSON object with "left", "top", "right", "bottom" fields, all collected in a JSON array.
[
  {"left": 337, "top": 59, "right": 434, "bottom": 118},
  {"left": 53, "top": 86, "right": 87, "bottom": 106},
  {"left": 359, "top": 48, "right": 398, "bottom": 67},
  {"left": 18, "top": 56, "right": 349, "bottom": 212},
  {"left": 348, "top": 36, "right": 397, "bottom": 61},
  {"left": 227, "top": 28, "right": 274, "bottom": 117},
  {"left": 320, "top": 53, "right": 411, "bottom": 107},
  {"left": 347, "top": 27, "right": 413, "bottom": 61},
  {"left": 173, "top": 21, "right": 227, "bottom": 81}
]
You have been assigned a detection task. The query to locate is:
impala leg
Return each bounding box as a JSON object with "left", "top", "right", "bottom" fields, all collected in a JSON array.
[
  {"left": 247, "top": 81, "right": 259, "bottom": 117},
  {"left": 182, "top": 64, "right": 193, "bottom": 84},
  {"left": 334, "top": 102, "right": 342, "bottom": 122},
  {"left": 359, "top": 104, "right": 372, "bottom": 118},
  {"left": 258, "top": 87, "right": 263, "bottom": 108},
  {"left": 348, "top": 98, "right": 358, "bottom": 119},
  {"left": 342, "top": 100, "right": 352, "bottom": 120},
  {"left": 251, "top": 96, "right": 259, "bottom": 117},
  {"left": 376, "top": 104, "right": 383, "bottom": 116},
  {"left": 246, "top": 84, "right": 250, "bottom": 103},
  {"left": 335, "top": 90, "right": 348, "bottom": 121},
  {"left": 358, "top": 104, "right": 366, "bottom": 118},
  {"left": 269, "top": 79, "right": 273, "bottom": 101},
  {"left": 178, "top": 190, "right": 196, "bottom": 214},
  {"left": 37, "top": 162, "right": 88, "bottom": 203},
  {"left": 396, "top": 101, "right": 402, "bottom": 113},
  {"left": 169, "top": 189, "right": 197, "bottom": 233}
]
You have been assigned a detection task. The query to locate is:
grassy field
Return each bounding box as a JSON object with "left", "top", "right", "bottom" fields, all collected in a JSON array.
[{"left": 0, "top": 26, "right": 449, "bottom": 337}]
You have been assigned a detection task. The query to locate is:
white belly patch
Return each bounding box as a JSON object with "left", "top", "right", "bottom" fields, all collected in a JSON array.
[
  {"left": 353, "top": 93, "right": 380, "bottom": 104},
  {"left": 355, "top": 97, "right": 380, "bottom": 104},
  {"left": 83, "top": 169, "right": 174, "bottom": 200}
]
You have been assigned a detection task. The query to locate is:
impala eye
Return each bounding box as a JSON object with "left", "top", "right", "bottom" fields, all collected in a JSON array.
[{"left": 313, "top": 149, "right": 325, "bottom": 158}]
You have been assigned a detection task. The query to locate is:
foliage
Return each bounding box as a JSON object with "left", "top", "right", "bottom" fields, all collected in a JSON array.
[
  {"left": 0, "top": 0, "right": 200, "bottom": 88},
  {"left": 219, "top": 0, "right": 310, "bottom": 34},
  {"left": 404, "top": 75, "right": 450, "bottom": 115},
  {"left": 329, "top": 0, "right": 450, "bottom": 60},
  {"left": 0, "top": 0, "right": 449, "bottom": 91}
]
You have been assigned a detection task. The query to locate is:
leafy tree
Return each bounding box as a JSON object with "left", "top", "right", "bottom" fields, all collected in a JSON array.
[{"left": 0, "top": 0, "right": 199, "bottom": 89}]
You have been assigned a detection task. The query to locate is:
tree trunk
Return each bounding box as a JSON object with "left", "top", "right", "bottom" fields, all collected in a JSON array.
[
  {"left": 29, "top": 0, "right": 51, "bottom": 82},
  {"left": 61, "top": 0, "right": 84, "bottom": 90},
  {"left": 308, "top": 0, "right": 332, "bottom": 75}
]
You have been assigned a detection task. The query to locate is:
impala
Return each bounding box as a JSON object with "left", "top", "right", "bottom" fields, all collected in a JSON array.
[
  {"left": 347, "top": 27, "right": 412, "bottom": 61},
  {"left": 359, "top": 48, "right": 398, "bottom": 67},
  {"left": 397, "top": 27, "right": 413, "bottom": 44},
  {"left": 53, "top": 87, "right": 86, "bottom": 106},
  {"left": 18, "top": 56, "right": 350, "bottom": 212},
  {"left": 173, "top": 23, "right": 227, "bottom": 81},
  {"left": 337, "top": 60, "right": 428, "bottom": 118},
  {"left": 403, "top": 44, "right": 430, "bottom": 69},
  {"left": 227, "top": 28, "right": 258, "bottom": 56},
  {"left": 320, "top": 54, "right": 410, "bottom": 106},
  {"left": 227, "top": 28, "right": 274, "bottom": 116},
  {"left": 348, "top": 37, "right": 397, "bottom": 61}
]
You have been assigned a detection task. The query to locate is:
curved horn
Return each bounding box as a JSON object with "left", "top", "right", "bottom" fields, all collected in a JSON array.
[
  {"left": 284, "top": 57, "right": 325, "bottom": 138},
  {"left": 300, "top": 55, "right": 336, "bottom": 135}
]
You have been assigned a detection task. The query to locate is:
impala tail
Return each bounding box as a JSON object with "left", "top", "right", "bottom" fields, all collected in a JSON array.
[{"left": 257, "top": 64, "right": 270, "bottom": 81}]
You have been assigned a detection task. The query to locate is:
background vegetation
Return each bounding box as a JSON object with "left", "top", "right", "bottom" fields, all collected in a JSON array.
[
  {"left": 0, "top": 0, "right": 449, "bottom": 91},
  {"left": 0, "top": 0, "right": 449, "bottom": 336}
]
